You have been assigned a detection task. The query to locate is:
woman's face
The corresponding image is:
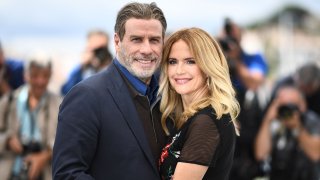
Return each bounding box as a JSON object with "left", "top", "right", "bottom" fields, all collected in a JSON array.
[{"left": 167, "top": 40, "right": 207, "bottom": 101}]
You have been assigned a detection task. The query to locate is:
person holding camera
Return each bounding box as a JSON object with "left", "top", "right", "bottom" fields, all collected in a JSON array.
[
  {"left": 0, "top": 54, "right": 61, "bottom": 180},
  {"left": 218, "top": 18, "right": 267, "bottom": 92},
  {"left": 270, "top": 63, "right": 320, "bottom": 116},
  {"left": 60, "top": 30, "right": 113, "bottom": 96},
  {"left": 255, "top": 86, "right": 320, "bottom": 180}
]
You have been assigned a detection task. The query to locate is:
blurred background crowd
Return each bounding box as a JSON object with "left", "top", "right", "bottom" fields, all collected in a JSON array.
[{"left": 0, "top": 0, "right": 320, "bottom": 179}]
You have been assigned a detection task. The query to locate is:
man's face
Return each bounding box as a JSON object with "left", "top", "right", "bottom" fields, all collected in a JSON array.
[
  {"left": 277, "top": 88, "right": 305, "bottom": 113},
  {"left": 26, "top": 66, "right": 51, "bottom": 98},
  {"left": 276, "top": 87, "right": 305, "bottom": 129},
  {"left": 114, "top": 18, "right": 163, "bottom": 84}
]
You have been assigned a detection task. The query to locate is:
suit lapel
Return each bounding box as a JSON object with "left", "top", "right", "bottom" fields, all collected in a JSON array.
[{"left": 107, "top": 63, "right": 159, "bottom": 175}]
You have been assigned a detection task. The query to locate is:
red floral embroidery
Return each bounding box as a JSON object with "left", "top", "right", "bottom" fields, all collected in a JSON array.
[{"left": 160, "top": 143, "right": 171, "bottom": 164}]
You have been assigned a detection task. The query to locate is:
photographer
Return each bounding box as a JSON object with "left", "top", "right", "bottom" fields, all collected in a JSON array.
[
  {"left": 61, "top": 30, "right": 113, "bottom": 96},
  {"left": 219, "top": 18, "right": 268, "bottom": 179},
  {"left": 270, "top": 63, "right": 320, "bottom": 116},
  {"left": 0, "top": 54, "right": 61, "bottom": 180},
  {"left": 218, "top": 18, "right": 267, "bottom": 92},
  {"left": 255, "top": 86, "right": 320, "bottom": 180}
]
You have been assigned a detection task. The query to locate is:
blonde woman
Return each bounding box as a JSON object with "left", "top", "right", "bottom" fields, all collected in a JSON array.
[{"left": 158, "top": 27, "right": 240, "bottom": 180}]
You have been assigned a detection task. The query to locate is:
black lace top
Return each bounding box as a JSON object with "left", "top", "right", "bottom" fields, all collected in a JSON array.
[{"left": 159, "top": 106, "right": 236, "bottom": 180}]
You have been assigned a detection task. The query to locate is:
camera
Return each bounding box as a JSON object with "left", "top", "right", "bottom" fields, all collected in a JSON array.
[
  {"left": 218, "top": 37, "right": 238, "bottom": 77},
  {"left": 9, "top": 142, "right": 43, "bottom": 180},
  {"left": 22, "top": 141, "right": 42, "bottom": 155},
  {"left": 93, "top": 46, "right": 112, "bottom": 63},
  {"left": 217, "top": 18, "right": 239, "bottom": 78},
  {"left": 277, "top": 103, "right": 299, "bottom": 120},
  {"left": 218, "top": 36, "right": 237, "bottom": 53}
]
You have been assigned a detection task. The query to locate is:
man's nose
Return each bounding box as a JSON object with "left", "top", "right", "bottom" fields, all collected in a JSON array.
[{"left": 140, "top": 41, "right": 152, "bottom": 55}]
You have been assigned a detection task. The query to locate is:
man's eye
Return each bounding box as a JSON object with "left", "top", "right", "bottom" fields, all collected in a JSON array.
[
  {"left": 132, "top": 38, "right": 141, "bottom": 42},
  {"left": 150, "top": 39, "right": 160, "bottom": 43}
]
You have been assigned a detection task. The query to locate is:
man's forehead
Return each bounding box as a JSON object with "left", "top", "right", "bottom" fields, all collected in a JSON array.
[
  {"left": 124, "top": 19, "right": 163, "bottom": 36},
  {"left": 278, "top": 88, "right": 301, "bottom": 102}
]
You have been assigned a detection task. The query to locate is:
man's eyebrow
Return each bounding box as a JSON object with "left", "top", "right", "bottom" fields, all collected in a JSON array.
[
  {"left": 150, "top": 35, "right": 161, "bottom": 38},
  {"left": 130, "top": 34, "right": 161, "bottom": 38},
  {"left": 129, "top": 35, "right": 141, "bottom": 38}
]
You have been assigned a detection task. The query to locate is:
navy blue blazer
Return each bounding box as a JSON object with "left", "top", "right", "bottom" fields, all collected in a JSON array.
[{"left": 53, "top": 62, "right": 162, "bottom": 180}]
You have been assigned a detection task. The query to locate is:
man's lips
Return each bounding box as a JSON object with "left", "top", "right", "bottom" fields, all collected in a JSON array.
[{"left": 136, "top": 59, "right": 155, "bottom": 64}]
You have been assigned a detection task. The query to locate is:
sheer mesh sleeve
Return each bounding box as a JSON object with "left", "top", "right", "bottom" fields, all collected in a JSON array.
[{"left": 179, "top": 114, "right": 220, "bottom": 166}]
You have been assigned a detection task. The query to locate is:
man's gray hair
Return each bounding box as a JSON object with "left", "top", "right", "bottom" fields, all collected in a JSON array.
[
  {"left": 114, "top": 2, "right": 167, "bottom": 41},
  {"left": 26, "top": 52, "right": 52, "bottom": 73},
  {"left": 295, "top": 62, "right": 320, "bottom": 88}
]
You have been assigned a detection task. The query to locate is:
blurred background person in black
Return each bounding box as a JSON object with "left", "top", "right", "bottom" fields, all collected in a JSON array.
[
  {"left": 218, "top": 18, "right": 268, "bottom": 179},
  {"left": 218, "top": 18, "right": 268, "bottom": 92},
  {"left": 0, "top": 54, "right": 61, "bottom": 180},
  {"left": 270, "top": 63, "right": 320, "bottom": 116},
  {"left": 255, "top": 86, "right": 320, "bottom": 180},
  {"left": 0, "top": 41, "right": 24, "bottom": 98},
  {"left": 60, "top": 29, "right": 113, "bottom": 96}
]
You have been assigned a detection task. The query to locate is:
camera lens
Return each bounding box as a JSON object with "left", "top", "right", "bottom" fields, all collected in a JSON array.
[
  {"left": 93, "top": 46, "right": 111, "bottom": 63},
  {"left": 277, "top": 104, "right": 299, "bottom": 120}
]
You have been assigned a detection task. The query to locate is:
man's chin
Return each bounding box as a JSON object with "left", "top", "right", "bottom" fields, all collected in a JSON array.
[
  {"left": 134, "top": 71, "right": 155, "bottom": 82},
  {"left": 136, "top": 61, "right": 157, "bottom": 70},
  {"left": 136, "top": 73, "right": 153, "bottom": 79},
  {"left": 33, "top": 90, "right": 46, "bottom": 97}
]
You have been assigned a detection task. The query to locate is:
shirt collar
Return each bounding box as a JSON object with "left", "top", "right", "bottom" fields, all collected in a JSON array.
[{"left": 114, "top": 59, "right": 159, "bottom": 99}]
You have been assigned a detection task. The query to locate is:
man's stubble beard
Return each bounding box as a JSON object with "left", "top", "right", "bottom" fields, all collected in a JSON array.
[{"left": 118, "top": 46, "right": 161, "bottom": 83}]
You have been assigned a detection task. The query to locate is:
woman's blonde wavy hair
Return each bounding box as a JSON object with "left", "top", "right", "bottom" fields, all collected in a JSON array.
[{"left": 158, "top": 27, "right": 240, "bottom": 135}]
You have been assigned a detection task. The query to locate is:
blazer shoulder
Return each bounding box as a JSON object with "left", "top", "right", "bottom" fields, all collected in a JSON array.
[{"left": 79, "top": 64, "right": 123, "bottom": 91}]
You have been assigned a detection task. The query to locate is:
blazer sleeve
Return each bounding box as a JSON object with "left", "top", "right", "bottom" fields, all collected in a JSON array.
[{"left": 52, "top": 83, "right": 101, "bottom": 180}]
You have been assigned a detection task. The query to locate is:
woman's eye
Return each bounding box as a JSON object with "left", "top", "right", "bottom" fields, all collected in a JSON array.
[
  {"left": 186, "top": 60, "right": 196, "bottom": 64},
  {"left": 168, "top": 59, "right": 176, "bottom": 64}
]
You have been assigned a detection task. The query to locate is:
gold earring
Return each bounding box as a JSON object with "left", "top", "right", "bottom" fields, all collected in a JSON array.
[{"left": 207, "top": 77, "right": 211, "bottom": 89}]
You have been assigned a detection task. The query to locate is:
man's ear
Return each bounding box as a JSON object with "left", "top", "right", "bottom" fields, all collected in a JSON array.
[{"left": 114, "top": 33, "right": 120, "bottom": 52}]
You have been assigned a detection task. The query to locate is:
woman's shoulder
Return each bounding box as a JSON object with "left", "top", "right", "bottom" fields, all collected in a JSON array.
[
  {"left": 189, "top": 106, "right": 216, "bottom": 127},
  {"left": 195, "top": 106, "right": 215, "bottom": 117},
  {"left": 193, "top": 106, "right": 232, "bottom": 126}
]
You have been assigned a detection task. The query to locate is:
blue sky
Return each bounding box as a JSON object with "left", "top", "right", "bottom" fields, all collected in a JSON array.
[
  {"left": 1, "top": 0, "right": 319, "bottom": 39},
  {"left": 1, "top": 0, "right": 319, "bottom": 93}
]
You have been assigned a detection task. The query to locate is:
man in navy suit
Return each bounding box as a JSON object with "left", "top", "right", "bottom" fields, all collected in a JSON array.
[{"left": 52, "top": 2, "right": 167, "bottom": 179}]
